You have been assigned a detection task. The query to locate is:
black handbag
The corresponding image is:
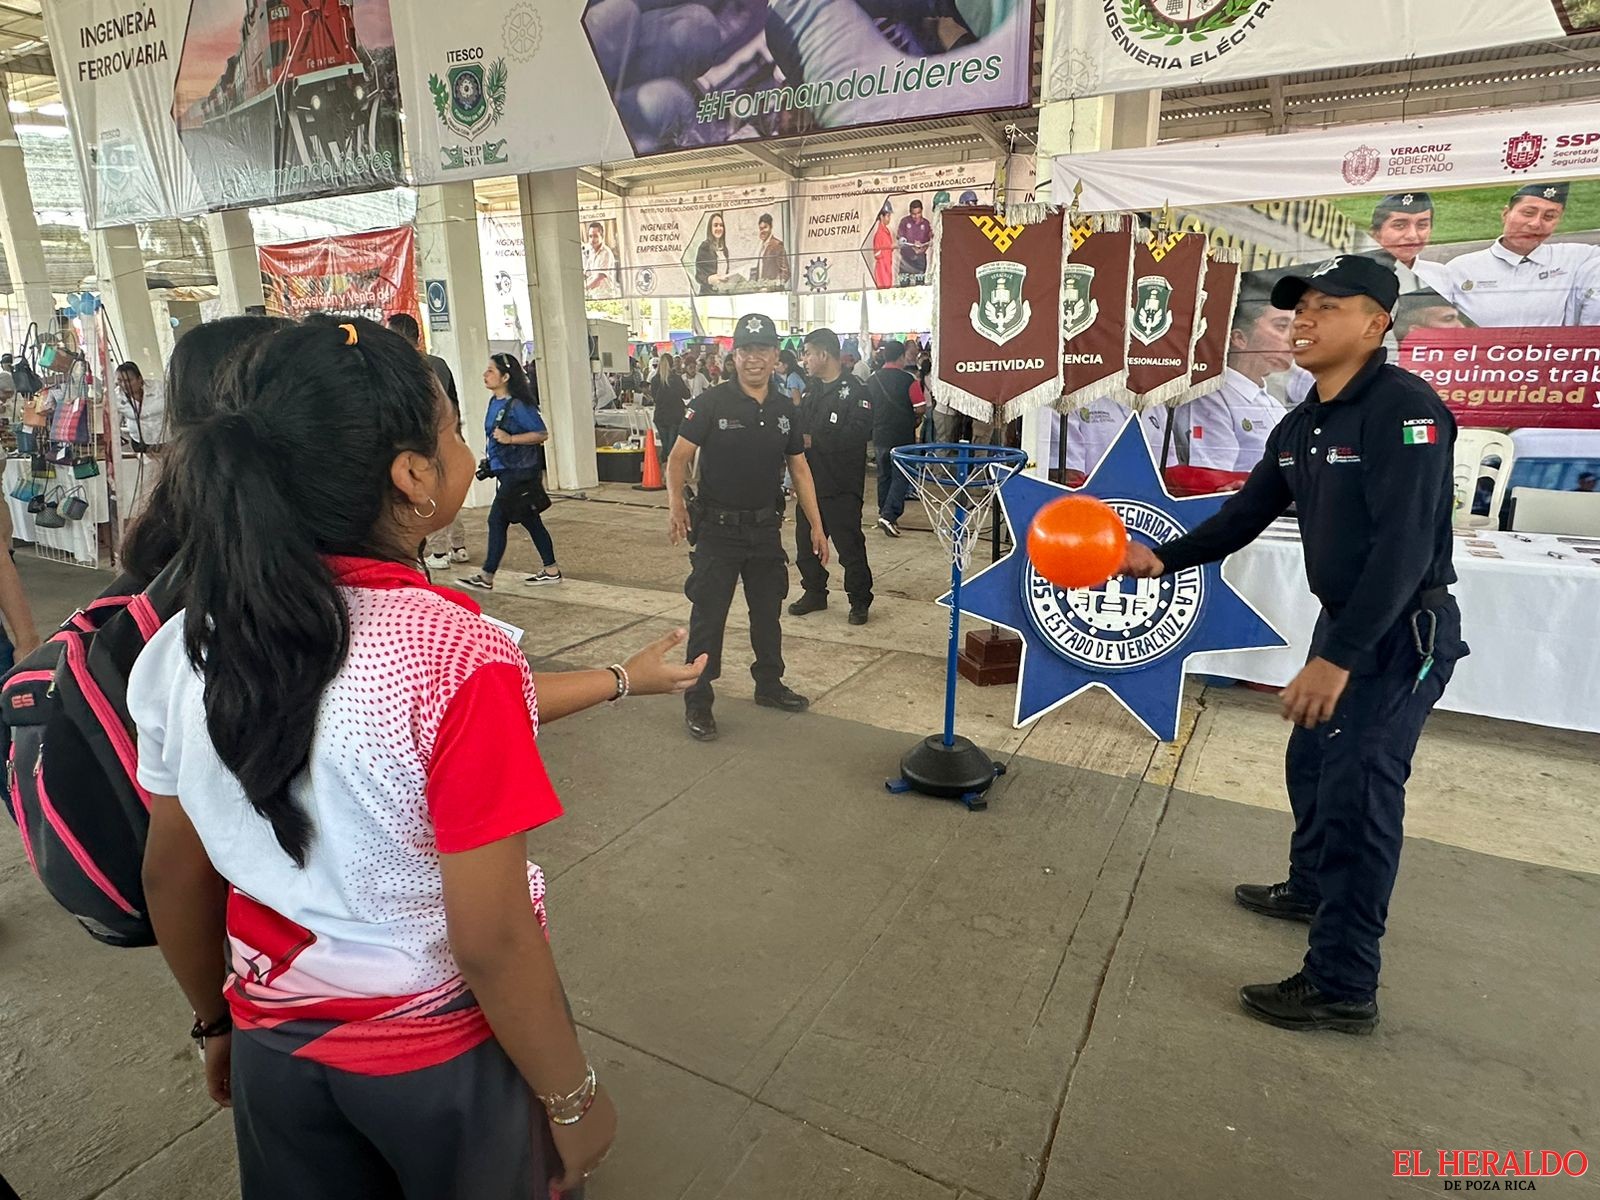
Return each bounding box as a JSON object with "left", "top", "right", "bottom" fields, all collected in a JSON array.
[
  {"left": 500, "top": 474, "right": 551, "bottom": 523},
  {"left": 11, "top": 323, "right": 42, "bottom": 396}
]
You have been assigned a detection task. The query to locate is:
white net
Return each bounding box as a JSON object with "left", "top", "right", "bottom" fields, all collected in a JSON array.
[{"left": 895, "top": 447, "right": 1027, "bottom": 571}]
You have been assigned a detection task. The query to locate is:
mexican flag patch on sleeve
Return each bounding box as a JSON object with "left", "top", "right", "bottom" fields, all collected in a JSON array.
[{"left": 1402, "top": 424, "right": 1437, "bottom": 445}]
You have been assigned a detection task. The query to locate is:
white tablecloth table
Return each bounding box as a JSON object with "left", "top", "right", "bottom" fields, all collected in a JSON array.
[
  {"left": 1192, "top": 523, "right": 1600, "bottom": 734},
  {"left": 3, "top": 457, "right": 111, "bottom": 567}
]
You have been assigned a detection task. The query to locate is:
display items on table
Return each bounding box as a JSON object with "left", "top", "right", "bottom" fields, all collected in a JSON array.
[
  {"left": 2, "top": 458, "right": 110, "bottom": 567},
  {"left": 1192, "top": 522, "right": 1600, "bottom": 734}
]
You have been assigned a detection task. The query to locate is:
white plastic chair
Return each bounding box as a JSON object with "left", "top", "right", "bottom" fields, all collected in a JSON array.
[{"left": 1453, "top": 429, "right": 1514, "bottom": 529}]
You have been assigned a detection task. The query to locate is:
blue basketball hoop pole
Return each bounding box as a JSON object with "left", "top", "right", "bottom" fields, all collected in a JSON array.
[{"left": 887, "top": 443, "right": 1028, "bottom": 811}]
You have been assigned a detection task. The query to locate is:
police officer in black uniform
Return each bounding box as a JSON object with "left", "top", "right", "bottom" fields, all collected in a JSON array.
[
  {"left": 788, "top": 327, "right": 875, "bottom": 625},
  {"left": 667, "top": 313, "right": 829, "bottom": 742},
  {"left": 1122, "top": 256, "right": 1468, "bottom": 1034}
]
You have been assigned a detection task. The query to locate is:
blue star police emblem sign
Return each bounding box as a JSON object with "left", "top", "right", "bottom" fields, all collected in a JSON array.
[{"left": 953, "top": 418, "right": 1285, "bottom": 741}]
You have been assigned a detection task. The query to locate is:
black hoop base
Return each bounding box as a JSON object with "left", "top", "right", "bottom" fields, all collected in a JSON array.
[{"left": 886, "top": 735, "right": 1006, "bottom": 812}]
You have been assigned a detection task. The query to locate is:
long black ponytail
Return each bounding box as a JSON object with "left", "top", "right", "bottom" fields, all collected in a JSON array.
[{"left": 165, "top": 318, "right": 442, "bottom": 866}]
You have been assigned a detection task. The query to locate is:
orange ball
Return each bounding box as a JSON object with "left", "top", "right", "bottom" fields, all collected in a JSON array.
[{"left": 1027, "top": 495, "right": 1129, "bottom": 590}]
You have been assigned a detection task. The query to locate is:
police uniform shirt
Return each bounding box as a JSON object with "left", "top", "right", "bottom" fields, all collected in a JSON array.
[
  {"left": 1046, "top": 398, "right": 1170, "bottom": 475},
  {"left": 1179, "top": 367, "right": 1287, "bottom": 473},
  {"left": 1564, "top": 253, "right": 1600, "bottom": 325},
  {"left": 680, "top": 379, "right": 804, "bottom": 511},
  {"left": 800, "top": 373, "right": 873, "bottom": 496},
  {"left": 1157, "top": 350, "right": 1457, "bottom": 672},
  {"left": 1442, "top": 239, "right": 1600, "bottom": 327}
]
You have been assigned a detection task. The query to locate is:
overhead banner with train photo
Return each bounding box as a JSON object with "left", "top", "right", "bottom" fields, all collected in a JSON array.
[
  {"left": 390, "top": 0, "right": 1031, "bottom": 183},
  {"left": 258, "top": 225, "right": 419, "bottom": 324},
  {"left": 46, "top": 0, "right": 405, "bottom": 227},
  {"left": 1047, "top": 0, "right": 1597, "bottom": 103}
]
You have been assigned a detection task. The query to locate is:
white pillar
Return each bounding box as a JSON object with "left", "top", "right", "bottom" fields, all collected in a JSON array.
[
  {"left": 204, "top": 209, "right": 265, "bottom": 315},
  {"left": 519, "top": 169, "right": 599, "bottom": 491},
  {"left": 0, "top": 95, "right": 57, "bottom": 337},
  {"left": 417, "top": 182, "right": 495, "bottom": 507},
  {"left": 92, "top": 225, "right": 161, "bottom": 372},
  {"left": 1025, "top": 89, "right": 1161, "bottom": 477}
]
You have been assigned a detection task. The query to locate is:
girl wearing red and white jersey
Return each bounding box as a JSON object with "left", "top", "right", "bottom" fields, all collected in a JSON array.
[{"left": 131, "top": 319, "right": 701, "bottom": 1199}]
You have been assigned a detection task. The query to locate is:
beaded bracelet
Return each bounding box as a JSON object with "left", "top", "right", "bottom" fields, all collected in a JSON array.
[
  {"left": 606, "top": 663, "right": 630, "bottom": 702},
  {"left": 541, "top": 1064, "right": 598, "bottom": 1125}
]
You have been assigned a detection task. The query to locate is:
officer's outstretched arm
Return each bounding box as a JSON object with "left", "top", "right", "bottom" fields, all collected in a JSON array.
[{"left": 1155, "top": 448, "right": 1292, "bottom": 573}]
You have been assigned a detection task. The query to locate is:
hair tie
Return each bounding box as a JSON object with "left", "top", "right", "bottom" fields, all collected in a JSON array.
[{"left": 339, "top": 323, "right": 359, "bottom": 346}]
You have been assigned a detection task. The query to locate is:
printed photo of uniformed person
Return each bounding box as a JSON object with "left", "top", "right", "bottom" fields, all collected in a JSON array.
[
  {"left": 666, "top": 312, "right": 829, "bottom": 743},
  {"left": 1441, "top": 182, "right": 1600, "bottom": 326},
  {"left": 1361, "top": 192, "right": 1450, "bottom": 296},
  {"left": 1120, "top": 254, "right": 1469, "bottom": 1035},
  {"left": 1171, "top": 275, "right": 1295, "bottom": 477}
]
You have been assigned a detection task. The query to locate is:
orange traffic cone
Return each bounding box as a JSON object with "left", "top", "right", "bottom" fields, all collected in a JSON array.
[{"left": 634, "top": 426, "right": 666, "bottom": 491}]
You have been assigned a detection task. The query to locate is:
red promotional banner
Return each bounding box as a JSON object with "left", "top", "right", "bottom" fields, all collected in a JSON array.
[
  {"left": 258, "top": 227, "right": 420, "bottom": 324},
  {"left": 1399, "top": 327, "right": 1600, "bottom": 428}
]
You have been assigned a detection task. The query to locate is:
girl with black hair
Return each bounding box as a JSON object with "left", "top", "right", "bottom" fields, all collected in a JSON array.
[
  {"left": 123, "top": 315, "right": 295, "bottom": 582},
  {"left": 129, "top": 319, "right": 703, "bottom": 1197},
  {"left": 459, "top": 353, "right": 561, "bottom": 590}
]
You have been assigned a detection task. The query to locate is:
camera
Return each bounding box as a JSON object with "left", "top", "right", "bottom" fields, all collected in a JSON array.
[{"left": 475, "top": 457, "right": 494, "bottom": 481}]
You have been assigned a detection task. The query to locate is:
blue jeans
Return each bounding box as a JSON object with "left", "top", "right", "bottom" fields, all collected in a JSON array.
[
  {"left": 875, "top": 445, "right": 912, "bottom": 523},
  {"left": 484, "top": 472, "right": 555, "bottom": 574}
]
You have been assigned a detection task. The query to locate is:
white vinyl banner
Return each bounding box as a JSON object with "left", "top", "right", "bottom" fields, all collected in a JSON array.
[
  {"left": 1053, "top": 100, "right": 1600, "bottom": 211},
  {"left": 391, "top": 0, "right": 1033, "bottom": 184},
  {"left": 794, "top": 162, "right": 995, "bottom": 293},
  {"left": 47, "top": 0, "right": 406, "bottom": 228},
  {"left": 1047, "top": 0, "right": 1587, "bottom": 102}
]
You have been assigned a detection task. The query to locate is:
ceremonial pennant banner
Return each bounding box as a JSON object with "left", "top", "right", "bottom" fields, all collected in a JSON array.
[
  {"left": 1060, "top": 216, "right": 1135, "bottom": 412},
  {"left": 258, "top": 227, "right": 420, "bottom": 325},
  {"left": 1127, "top": 232, "right": 1207, "bottom": 410},
  {"left": 1183, "top": 255, "right": 1242, "bottom": 404},
  {"left": 932, "top": 207, "right": 1065, "bottom": 424}
]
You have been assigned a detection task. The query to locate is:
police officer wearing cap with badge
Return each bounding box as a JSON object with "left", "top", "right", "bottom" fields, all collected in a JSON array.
[
  {"left": 667, "top": 313, "right": 829, "bottom": 742},
  {"left": 1364, "top": 192, "right": 1450, "bottom": 295},
  {"left": 1121, "top": 255, "right": 1469, "bottom": 1034},
  {"left": 789, "top": 326, "right": 875, "bottom": 624},
  {"left": 1442, "top": 182, "right": 1599, "bottom": 326}
]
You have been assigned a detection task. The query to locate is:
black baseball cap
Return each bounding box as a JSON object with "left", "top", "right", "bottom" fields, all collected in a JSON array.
[
  {"left": 1270, "top": 255, "right": 1399, "bottom": 314},
  {"left": 1512, "top": 181, "right": 1569, "bottom": 205},
  {"left": 732, "top": 312, "right": 781, "bottom": 349}
]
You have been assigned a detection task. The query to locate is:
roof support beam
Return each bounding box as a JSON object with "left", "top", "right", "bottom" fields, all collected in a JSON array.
[
  {"left": 736, "top": 142, "right": 795, "bottom": 179},
  {"left": 963, "top": 117, "right": 1008, "bottom": 155},
  {"left": 577, "top": 169, "right": 627, "bottom": 199}
]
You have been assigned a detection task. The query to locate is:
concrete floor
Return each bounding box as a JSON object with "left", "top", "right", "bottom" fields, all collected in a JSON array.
[{"left": 1, "top": 490, "right": 1596, "bottom": 1200}]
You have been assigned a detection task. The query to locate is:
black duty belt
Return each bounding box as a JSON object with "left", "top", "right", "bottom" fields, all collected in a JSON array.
[
  {"left": 1325, "top": 585, "right": 1451, "bottom": 620},
  {"left": 702, "top": 505, "right": 778, "bottom": 527}
]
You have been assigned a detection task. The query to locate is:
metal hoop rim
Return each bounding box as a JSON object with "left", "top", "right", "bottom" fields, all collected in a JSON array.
[{"left": 888, "top": 442, "right": 1029, "bottom": 469}]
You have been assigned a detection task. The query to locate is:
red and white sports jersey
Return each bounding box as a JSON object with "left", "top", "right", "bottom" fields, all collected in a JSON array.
[{"left": 128, "top": 556, "right": 562, "bottom": 1074}]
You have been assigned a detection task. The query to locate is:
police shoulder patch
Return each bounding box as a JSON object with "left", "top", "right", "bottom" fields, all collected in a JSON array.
[{"left": 683, "top": 407, "right": 695, "bottom": 420}]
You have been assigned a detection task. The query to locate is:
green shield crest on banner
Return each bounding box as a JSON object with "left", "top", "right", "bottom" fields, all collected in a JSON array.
[
  {"left": 1061, "top": 263, "right": 1098, "bottom": 340},
  {"left": 449, "top": 65, "right": 490, "bottom": 135},
  {"left": 1131, "top": 274, "right": 1174, "bottom": 346},
  {"left": 970, "top": 261, "right": 1032, "bottom": 347}
]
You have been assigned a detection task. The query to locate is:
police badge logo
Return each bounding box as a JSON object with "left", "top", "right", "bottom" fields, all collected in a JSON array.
[
  {"left": 778, "top": 415, "right": 792, "bottom": 435},
  {"left": 1341, "top": 145, "right": 1381, "bottom": 187},
  {"left": 970, "top": 262, "right": 1032, "bottom": 348},
  {"left": 1130, "top": 275, "right": 1174, "bottom": 346},
  {"left": 1061, "top": 264, "right": 1098, "bottom": 340},
  {"left": 954, "top": 419, "right": 1284, "bottom": 740},
  {"left": 1502, "top": 132, "right": 1545, "bottom": 173}
]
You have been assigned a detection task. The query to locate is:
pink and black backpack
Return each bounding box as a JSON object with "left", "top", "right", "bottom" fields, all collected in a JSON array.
[{"left": 0, "top": 568, "right": 178, "bottom": 947}]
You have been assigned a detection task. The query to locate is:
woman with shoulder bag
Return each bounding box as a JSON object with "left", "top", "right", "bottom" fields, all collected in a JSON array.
[{"left": 460, "top": 354, "right": 561, "bottom": 590}]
